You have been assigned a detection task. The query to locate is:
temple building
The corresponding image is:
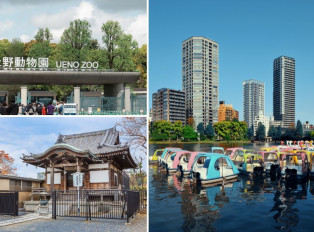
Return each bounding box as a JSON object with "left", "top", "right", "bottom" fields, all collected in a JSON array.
[{"left": 21, "top": 127, "right": 137, "bottom": 192}]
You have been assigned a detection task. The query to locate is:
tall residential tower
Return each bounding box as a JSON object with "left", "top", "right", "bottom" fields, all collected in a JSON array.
[
  {"left": 182, "top": 36, "right": 219, "bottom": 127},
  {"left": 273, "top": 56, "right": 295, "bottom": 128},
  {"left": 243, "top": 79, "right": 265, "bottom": 128}
]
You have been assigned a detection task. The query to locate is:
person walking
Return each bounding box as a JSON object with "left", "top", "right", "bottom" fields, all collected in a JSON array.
[
  {"left": 36, "top": 103, "right": 42, "bottom": 115},
  {"left": 47, "top": 102, "right": 54, "bottom": 115},
  {"left": 18, "top": 104, "right": 23, "bottom": 115},
  {"left": 26, "top": 103, "right": 34, "bottom": 115},
  {"left": 42, "top": 104, "right": 47, "bottom": 115},
  {"left": 0, "top": 103, "right": 8, "bottom": 115},
  {"left": 7, "top": 101, "right": 19, "bottom": 115}
]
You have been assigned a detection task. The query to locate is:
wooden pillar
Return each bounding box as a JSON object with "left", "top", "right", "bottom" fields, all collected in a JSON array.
[
  {"left": 63, "top": 170, "right": 67, "bottom": 192},
  {"left": 50, "top": 163, "right": 54, "bottom": 194},
  {"left": 76, "top": 158, "right": 81, "bottom": 172}
]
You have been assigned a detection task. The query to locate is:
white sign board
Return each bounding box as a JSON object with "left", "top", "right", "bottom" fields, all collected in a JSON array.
[
  {"left": 72, "top": 172, "right": 84, "bottom": 187},
  {"left": 47, "top": 173, "right": 61, "bottom": 184},
  {"left": 63, "top": 103, "right": 78, "bottom": 115},
  {"left": 90, "top": 170, "right": 109, "bottom": 183}
]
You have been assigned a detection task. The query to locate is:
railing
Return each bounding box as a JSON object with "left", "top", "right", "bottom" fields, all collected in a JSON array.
[
  {"left": 9, "top": 186, "right": 33, "bottom": 192},
  {"left": 52, "top": 189, "right": 140, "bottom": 222},
  {"left": 0, "top": 191, "right": 18, "bottom": 216},
  {"left": 78, "top": 110, "right": 145, "bottom": 115},
  {"left": 127, "top": 191, "right": 140, "bottom": 222},
  {"left": 139, "top": 189, "right": 147, "bottom": 211}
]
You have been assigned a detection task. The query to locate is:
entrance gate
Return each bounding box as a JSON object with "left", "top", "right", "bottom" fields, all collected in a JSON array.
[
  {"left": 52, "top": 190, "right": 139, "bottom": 222},
  {"left": 0, "top": 191, "right": 18, "bottom": 216}
]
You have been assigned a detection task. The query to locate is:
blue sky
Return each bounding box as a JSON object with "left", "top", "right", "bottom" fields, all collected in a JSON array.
[
  {"left": 149, "top": 0, "right": 314, "bottom": 123},
  {"left": 0, "top": 117, "right": 146, "bottom": 178},
  {"left": 0, "top": 0, "right": 147, "bottom": 45}
]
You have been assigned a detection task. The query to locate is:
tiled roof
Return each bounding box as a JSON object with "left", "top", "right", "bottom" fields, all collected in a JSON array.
[{"left": 55, "top": 127, "right": 127, "bottom": 155}]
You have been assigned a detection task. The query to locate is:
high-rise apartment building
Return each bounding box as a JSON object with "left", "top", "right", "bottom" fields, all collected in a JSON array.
[
  {"left": 273, "top": 56, "right": 295, "bottom": 128},
  {"left": 218, "top": 101, "right": 239, "bottom": 122},
  {"left": 243, "top": 79, "right": 265, "bottom": 128},
  {"left": 152, "top": 88, "right": 185, "bottom": 123},
  {"left": 182, "top": 36, "right": 219, "bottom": 127}
]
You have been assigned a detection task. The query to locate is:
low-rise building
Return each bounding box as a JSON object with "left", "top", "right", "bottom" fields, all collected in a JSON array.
[
  {"left": 218, "top": 101, "right": 239, "bottom": 122},
  {"left": 0, "top": 174, "right": 43, "bottom": 207}
]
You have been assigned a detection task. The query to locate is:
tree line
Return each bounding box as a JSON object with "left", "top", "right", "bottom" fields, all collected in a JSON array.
[
  {"left": 0, "top": 19, "right": 147, "bottom": 102},
  {"left": 150, "top": 119, "right": 249, "bottom": 142},
  {"left": 150, "top": 119, "right": 314, "bottom": 142},
  {"left": 254, "top": 120, "right": 313, "bottom": 141}
]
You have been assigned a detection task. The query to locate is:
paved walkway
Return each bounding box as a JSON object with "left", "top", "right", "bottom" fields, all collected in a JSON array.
[
  {"left": 0, "top": 213, "right": 49, "bottom": 227},
  {"left": 0, "top": 213, "right": 147, "bottom": 232}
]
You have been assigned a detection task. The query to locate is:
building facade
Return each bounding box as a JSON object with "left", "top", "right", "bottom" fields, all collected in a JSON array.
[
  {"left": 253, "top": 111, "right": 270, "bottom": 136},
  {"left": 182, "top": 36, "right": 219, "bottom": 127},
  {"left": 218, "top": 101, "right": 239, "bottom": 122},
  {"left": 22, "top": 127, "right": 136, "bottom": 192},
  {"left": 0, "top": 174, "right": 42, "bottom": 207},
  {"left": 152, "top": 88, "right": 185, "bottom": 123},
  {"left": 273, "top": 56, "right": 295, "bottom": 128},
  {"left": 243, "top": 79, "right": 265, "bottom": 129}
]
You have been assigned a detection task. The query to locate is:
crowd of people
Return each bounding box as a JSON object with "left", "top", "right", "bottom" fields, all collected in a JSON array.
[{"left": 0, "top": 101, "right": 65, "bottom": 115}]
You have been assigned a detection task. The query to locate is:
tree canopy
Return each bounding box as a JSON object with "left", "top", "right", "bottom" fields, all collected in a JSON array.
[
  {"left": 256, "top": 122, "right": 266, "bottom": 141},
  {"left": 0, "top": 150, "right": 16, "bottom": 175},
  {"left": 0, "top": 19, "right": 147, "bottom": 101}
]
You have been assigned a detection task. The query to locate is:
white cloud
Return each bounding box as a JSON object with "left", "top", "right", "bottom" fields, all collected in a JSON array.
[
  {"left": 74, "top": 1, "right": 94, "bottom": 20},
  {"left": 20, "top": 34, "right": 31, "bottom": 42},
  {"left": 126, "top": 14, "right": 147, "bottom": 46},
  {"left": 93, "top": 0, "right": 146, "bottom": 13},
  {"left": 30, "top": 1, "right": 147, "bottom": 45},
  {"left": 0, "top": 19, "right": 14, "bottom": 34}
]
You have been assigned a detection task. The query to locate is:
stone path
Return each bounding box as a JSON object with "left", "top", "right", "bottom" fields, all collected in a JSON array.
[
  {"left": 0, "top": 213, "right": 49, "bottom": 227},
  {"left": 0, "top": 213, "right": 147, "bottom": 232}
]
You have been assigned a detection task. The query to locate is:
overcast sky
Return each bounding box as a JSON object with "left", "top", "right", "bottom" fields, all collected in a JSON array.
[
  {"left": 0, "top": 117, "right": 147, "bottom": 178},
  {"left": 0, "top": 0, "right": 147, "bottom": 46}
]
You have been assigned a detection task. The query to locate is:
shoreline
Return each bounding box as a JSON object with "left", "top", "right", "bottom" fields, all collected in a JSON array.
[{"left": 149, "top": 140, "right": 254, "bottom": 144}]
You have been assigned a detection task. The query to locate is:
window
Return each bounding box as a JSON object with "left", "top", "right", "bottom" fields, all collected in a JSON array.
[{"left": 9, "top": 179, "right": 21, "bottom": 191}]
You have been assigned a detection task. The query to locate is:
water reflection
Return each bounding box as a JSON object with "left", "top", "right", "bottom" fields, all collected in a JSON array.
[
  {"left": 149, "top": 143, "right": 314, "bottom": 232},
  {"left": 150, "top": 163, "right": 314, "bottom": 232}
]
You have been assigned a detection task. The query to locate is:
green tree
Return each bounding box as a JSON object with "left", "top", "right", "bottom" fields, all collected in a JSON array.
[
  {"left": 171, "top": 121, "right": 183, "bottom": 141},
  {"left": 133, "top": 44, "right": 147, "bottom": 88},
  {"left": 276, "top": 126, "right": 282, "bottom": 141},
  {"left": 182, "top": 125, "right": 198, "bottom": 141},
  {"left": 101, "top": 20, "right": 138, "bottom": 71},
  {"left": 268, "top": 125, "right": 277, "bottom": 141},
  {"left": 150, "top": 120, "right": 172, "bottom": 141},
  {"left": 61, "top": 19, "right": 92, "bottom": 50},
  {"left": 204, "top": 123, "right": 215, "bottom": 140},
  {"left": 311, "top": 131, "right": 314, "bottom": 140},
  {"left": 35, "top": 27, "right": 53, "bottom": 43},
  {"left": 0, "top": 39, "right": 10, "bottom": 59},
  {"left": 197, "top": 122, "right": 205, "bottom": 140},
  {"left": 28, "top": 42, "right": 52, "bottom": 59},
  {"left": 247, "top": 126, "right": 254, "bottom": 140},
  {"left": 60, "top": 19, "right": 92, "bottom": 61},
  {"left": 295, "top": 120, "right": 303, "bottom": 139},
  {"left": 256, "top": 122, "right": 266, "bottom": 141},
  {"left": 213, "top": 121, "right": 247, "bottom": 140},
  {"left": 6, "top": 38, "right": 24, "bottom": 57}
]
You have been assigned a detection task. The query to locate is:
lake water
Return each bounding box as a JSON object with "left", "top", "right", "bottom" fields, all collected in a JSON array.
[{"left": 149, "top": 143, "right": 314, "bottom": 232}]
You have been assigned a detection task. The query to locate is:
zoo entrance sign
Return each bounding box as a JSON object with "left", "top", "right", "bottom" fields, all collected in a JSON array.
[{"left": 0, "top": 57, "right": 98, "bottom": 70}]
